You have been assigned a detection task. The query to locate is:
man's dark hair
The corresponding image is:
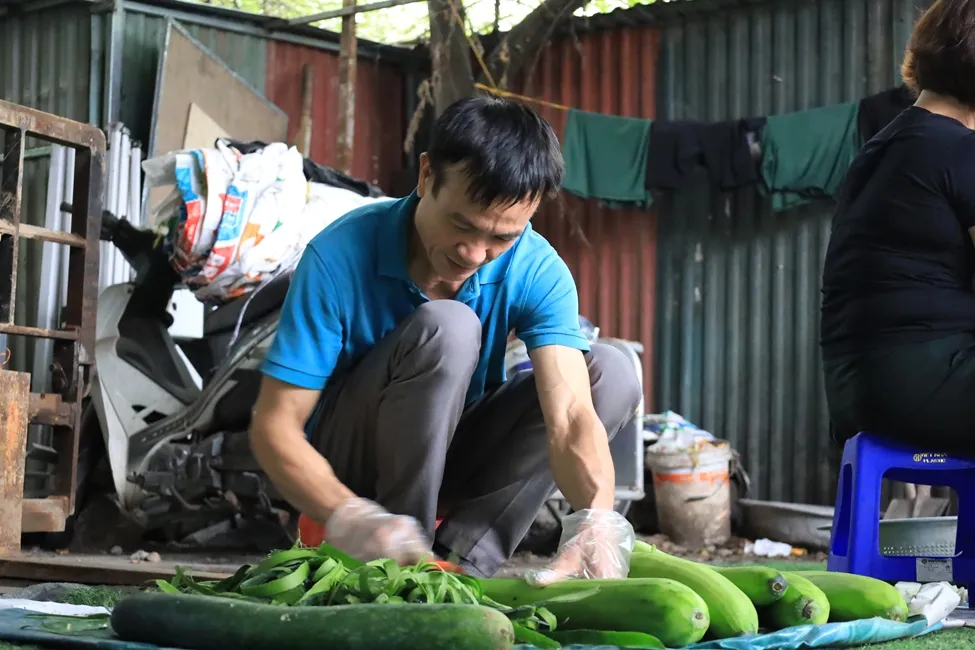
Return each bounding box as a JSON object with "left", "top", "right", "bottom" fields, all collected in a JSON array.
[
  {"left": 902, "top": 0, "right": 975, "bottom": 107},
  {"left": 426, "top": 95, "right": 563, "bottom": 208}
]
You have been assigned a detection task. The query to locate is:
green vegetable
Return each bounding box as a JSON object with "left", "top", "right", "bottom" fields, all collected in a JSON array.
[
  {"left": 111, "top": 592, "right": 516, "bottom": 650},
  {"left": 711, "top": 565, "right": 789, "bottom": 606},
  {"left": 760, "top": 571, "right": 830, "bottom": 629},
  {"left": 477, "top": 577, "right": 709, "bottom": 648},
  {"left": 795, "top": 571, "right": 908, "bottom": 622},
  {"left": 155, "top": 542, "right": 590, "bottom": 634},
  {"left": 513, "top": 623, "right": 561, "bottom": 648},
  {"left": 629, "top": 541, "right": 759, "bottom": 639},
  {"left": 544, "top": 629, "right": 665, "bottom": 648}
]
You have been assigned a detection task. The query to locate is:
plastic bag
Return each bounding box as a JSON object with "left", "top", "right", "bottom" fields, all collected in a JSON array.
[
  {"left": 325, "top": 497, "right": 433, "bottom": 565},
  {"left": 141, "top": 142, "right": 387, "bottom": 304},
  {"left": 524, "top": 509, "right": 635, "bottom": 586}
]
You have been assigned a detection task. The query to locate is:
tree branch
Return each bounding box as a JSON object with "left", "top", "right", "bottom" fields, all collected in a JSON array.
[
  {"left": 482, "top": 0, "right": 592, "bottom": 89},
  {"left": 428, "top": 0, "right": 475, "bottom": 114}
]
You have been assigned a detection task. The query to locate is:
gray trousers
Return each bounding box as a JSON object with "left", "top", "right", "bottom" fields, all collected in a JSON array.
[{"left": 311, "top": 301, "right": 642, "bottom": 577}]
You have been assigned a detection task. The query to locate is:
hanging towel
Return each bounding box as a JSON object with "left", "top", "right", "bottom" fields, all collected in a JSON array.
[
  {"left": 562, "top": 108, "right": 652, "bottom": 206},
  {"left": 646, "top": 118, "right": 765, "bottom": 191},
  {"left": 857, "top": 85, "right": 915, "bottom": 145},
  {"left": 759, "top": 101, "right": 860, "bottom": 212}
]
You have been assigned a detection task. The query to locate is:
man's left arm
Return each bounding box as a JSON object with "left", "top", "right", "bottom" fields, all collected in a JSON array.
[{"left": 515, "top": 253, "right": 635, "bottom": 585}]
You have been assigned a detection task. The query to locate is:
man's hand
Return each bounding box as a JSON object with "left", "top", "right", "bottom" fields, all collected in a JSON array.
[
  {"left": 326, "top": 497, "right": 434, "bottom": 565},
  {"left": 524, "top": 509, "right": 635, "bottom": 586}
]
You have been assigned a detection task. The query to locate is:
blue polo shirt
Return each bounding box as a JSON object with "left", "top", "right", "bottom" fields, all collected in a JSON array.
[{"left": 261, "top": 190, "right": 589, "bottom": 410}]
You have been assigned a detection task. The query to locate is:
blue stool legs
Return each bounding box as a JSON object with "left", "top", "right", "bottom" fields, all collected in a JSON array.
[
  {"left": 828, "top": 434, "right": 883, "bottom": 575},
  {"left": 828, "top": 432, "right": 975, "bottom": 599}
]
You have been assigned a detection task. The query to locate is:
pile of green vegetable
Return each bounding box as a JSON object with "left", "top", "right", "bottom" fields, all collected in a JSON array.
[{"left": 107, "top": 538, "right": 912, "bottom": 650}]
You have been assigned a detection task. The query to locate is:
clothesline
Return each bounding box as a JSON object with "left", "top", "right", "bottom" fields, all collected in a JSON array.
[
  {"left": 558, "top": 85, "right": 914, "bottom": 212},
  {"left": 474, "top": 83, "right": 572, "bottom": 112}
]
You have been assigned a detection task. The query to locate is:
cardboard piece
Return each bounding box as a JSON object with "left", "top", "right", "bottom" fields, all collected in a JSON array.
[
  {"left": 183, "top": 103, "right": 230, "bottom": 150},
  {"left": 145, "top": 20, "right": 288, "bottom": 216}
]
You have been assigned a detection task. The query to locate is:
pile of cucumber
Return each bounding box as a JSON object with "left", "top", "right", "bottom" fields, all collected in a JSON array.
[{"left": 108, "top": 539, "right": 911, "bottom": 650}]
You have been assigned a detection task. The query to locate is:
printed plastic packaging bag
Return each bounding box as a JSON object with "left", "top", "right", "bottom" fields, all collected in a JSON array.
[{"left": 141, "top": 141, "right": 385, "bottom": 304}]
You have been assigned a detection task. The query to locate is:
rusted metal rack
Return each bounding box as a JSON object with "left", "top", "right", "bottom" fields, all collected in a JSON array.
[{"left": 0, "top": 100, "right": 104, "bottom": 555}]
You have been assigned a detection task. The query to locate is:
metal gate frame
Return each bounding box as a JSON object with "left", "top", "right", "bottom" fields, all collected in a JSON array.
[{"left": 0, "top": 100, "right": 104, "bottom": 552}]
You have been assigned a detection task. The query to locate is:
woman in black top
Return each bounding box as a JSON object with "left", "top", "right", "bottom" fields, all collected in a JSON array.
[{"left": 821, "top": 0, "right": 975, "bottom": 454}]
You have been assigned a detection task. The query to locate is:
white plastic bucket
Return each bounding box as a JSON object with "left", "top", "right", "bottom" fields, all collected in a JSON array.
[{"left": 646, "top": 444, "right": 733, "bottom": 547}]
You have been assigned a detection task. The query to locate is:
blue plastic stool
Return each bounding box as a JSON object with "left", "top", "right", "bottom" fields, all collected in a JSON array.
[{"left": 828, "top": 432, "right": 975, "bottom": 598}]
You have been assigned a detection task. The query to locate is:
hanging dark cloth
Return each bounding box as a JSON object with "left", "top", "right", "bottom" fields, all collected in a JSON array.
[
  {"left": 224, "top": 138, "right": 386, "bottom": 198},
  {"left": 698, "top": 118, "right": 766, "bottom": 190},
  {"left": 644, "top": 118, "right": 766, "bottom": 192},
  {"left": 856, "top": 85, "right": 915, "bottom": 145}
]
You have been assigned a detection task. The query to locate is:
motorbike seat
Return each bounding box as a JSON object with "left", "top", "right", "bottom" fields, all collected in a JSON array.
[{"left": 204, "top": 271, "right": 294, "bottom": 337}]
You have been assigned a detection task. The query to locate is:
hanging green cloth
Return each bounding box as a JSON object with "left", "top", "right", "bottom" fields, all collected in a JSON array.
[
  {"left": 759, "top": 101, "right": 860, "bottom": 211},
  {"left": 561, "top": 108, "right": 653, "bottom": 207}
]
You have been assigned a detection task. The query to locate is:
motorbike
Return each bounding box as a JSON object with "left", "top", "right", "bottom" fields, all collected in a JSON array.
[{"left": 54, "top": 210, "right": 297, "bottom": 550}]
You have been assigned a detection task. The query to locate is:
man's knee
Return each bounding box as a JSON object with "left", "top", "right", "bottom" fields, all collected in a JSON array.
[
  {"left": 409, "top": 301, "right": 482, "bottom": 361},
  {"left": 587, "top": 343, "right": 643, "bottom": 434}
]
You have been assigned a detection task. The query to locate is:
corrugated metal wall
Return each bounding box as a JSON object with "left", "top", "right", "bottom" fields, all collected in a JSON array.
[
  {"left": 119, "top": 7, "right": 268, "bottom": 147},
  {"left": 513, "top": 26, "right": 661, "bottom": 408},
  {"left": 651, "top": 0, "right": 932, "bottom": 505},
  {"left": 0, "top": 3, "right": 95, "bottom": 379},
  {"left": 266, "top": 41, "right": 406, "bottom": 193}
]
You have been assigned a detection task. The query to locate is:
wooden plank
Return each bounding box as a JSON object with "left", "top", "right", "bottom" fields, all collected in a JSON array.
[
  {"left": 0, "top": 219, "right": 87, "bottom": 248},
  {"left": 0, "top": 555, "right": 234, "bottom": 587},
  {"left": 0, "top": 369, "right": 30, "bottom": 555},
  {"left": 21, "top": 497, "right": 68, "bottom": 533}
]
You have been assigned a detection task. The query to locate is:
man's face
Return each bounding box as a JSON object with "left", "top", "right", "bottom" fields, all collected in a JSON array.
[{"left": 414, "top": 157, "right": 540, "bottom": 283}]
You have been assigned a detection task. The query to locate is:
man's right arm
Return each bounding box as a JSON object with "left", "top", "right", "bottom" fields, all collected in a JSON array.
[
  {"left": 249, "top": 376, "right": 355, "bottom": 524},
  {"left": 250, "top": 246, "right": 432, "bottom": 564},
  {"left": 249, "top": 247, "right": 353, "bottom": 525}
]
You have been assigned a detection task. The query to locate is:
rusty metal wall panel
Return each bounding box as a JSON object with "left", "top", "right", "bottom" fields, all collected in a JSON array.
[
  {"left": 652, "top": 0, "right": 933, "bottom": 506},
  {"left": 120, "top": 9, "right": 268, "bottom": 147},
  {"left": 265, "top": 40, "right": 406, "bottom": 193},
  {"left": 513, "top": 26, "right": 661, "bottom": 408},
  {"left": 0, "top": 5, "right": 93, "bottom": 377}
]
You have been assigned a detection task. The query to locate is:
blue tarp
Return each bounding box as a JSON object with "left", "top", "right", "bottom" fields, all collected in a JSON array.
[
  {"left": 518, "top": 617, "right": 940, "bottom": 650},
  {"left": 0, "top": 607, "right": 944, "bottom": 650},
  {"left": 0, "top": 608, "right": 179, "bottom": 650}
]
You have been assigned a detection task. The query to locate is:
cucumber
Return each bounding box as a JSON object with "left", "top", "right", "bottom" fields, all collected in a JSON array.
[
  {"left": 545, "top": 629, "right": 664, "bottom": 648},
  {"left": 760, "top": 571, "right": 830, "bottom": 629},
  {"left": 796, "top": 571, "right": 909, "bottom": 622},
  {"left": 628, "top": 546, "right": 759, "bottom": 638},
  {"left": 477, "top": 577, "right": 709, "bottom": 648},
  {"left": 110, "top": 592, "right": 516, "bottom": 650},
  {"left": 712, "top": 566, "right": 789, "bottom": 606}
]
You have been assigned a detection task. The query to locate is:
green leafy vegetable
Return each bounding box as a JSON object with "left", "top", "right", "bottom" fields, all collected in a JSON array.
[{"left": 154, "top": 541, "right": 591, "bottom": 632}]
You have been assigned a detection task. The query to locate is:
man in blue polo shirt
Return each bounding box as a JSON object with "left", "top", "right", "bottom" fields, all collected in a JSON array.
[{"left": 249, "top": 96, "right": 641, "bottom": 583}]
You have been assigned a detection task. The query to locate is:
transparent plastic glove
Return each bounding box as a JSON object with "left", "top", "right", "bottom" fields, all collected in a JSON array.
[
  {"left": 524, "top": 508, "right": 635, "bottom": 586},
  {"left": 325, "top": 497, "right": 433, "bottom": 565}
]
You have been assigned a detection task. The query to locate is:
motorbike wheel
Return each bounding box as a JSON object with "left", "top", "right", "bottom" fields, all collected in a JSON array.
[{"left": 517, "top": 497, "right": 632, "bottom": 555}]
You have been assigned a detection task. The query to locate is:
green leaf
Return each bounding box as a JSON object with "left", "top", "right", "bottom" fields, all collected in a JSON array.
[
  {"left": 240, "top": 560, "right": 311, "bottom": 598},
  {"left": 512, "top": 623, "right": 561, "bottom": 648}
]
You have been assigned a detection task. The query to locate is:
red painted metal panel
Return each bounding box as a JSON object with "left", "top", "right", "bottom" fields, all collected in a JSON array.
[
  {"left": 265, "top": 41, "right": 406, "bottom": 193},
  {"left": 515, "top": 26, "right": 660, "bottom": 409}
]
